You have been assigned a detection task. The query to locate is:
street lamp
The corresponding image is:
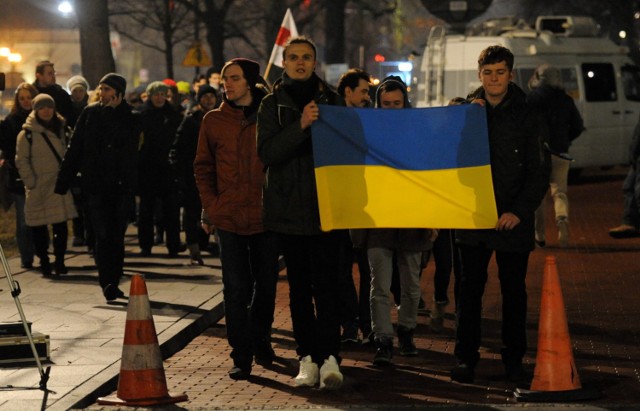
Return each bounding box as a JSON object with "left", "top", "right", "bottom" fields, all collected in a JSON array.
[
  {"left": 8, "top": 52, "right": 22, "bottom": 71},
  {"left": 0, "top": 47, "right": 10, "bottom": 58},
  {"left": 58, "top": 1, "right": 74, "bottom": 16}
]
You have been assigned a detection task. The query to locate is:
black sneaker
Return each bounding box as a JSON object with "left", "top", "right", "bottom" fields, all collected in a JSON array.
[
  {"left": 451, "top": 363, "right": 475, "bottom": 383},
  {"left": 373, "top": 344, "right": 393, "bottom": 366},
  {"left": 397, "top": 326, "right": 418, "bottom": 356},
  {"left": 254, "top": 344, "right": 275, "bottom": 367},
  {"left": 341, "top": 321, "right": 359, "bottom": 344},
  {"left": 54, "top": 260, "right": 68, "bottom": 275},
  {"left": 228, "top": 366, "right": 251, "bottom": 380}
]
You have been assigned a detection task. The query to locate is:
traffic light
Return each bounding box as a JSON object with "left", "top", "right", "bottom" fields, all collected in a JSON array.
[{"left": 374, "top": 53, "right": 386, "bottom": 63}]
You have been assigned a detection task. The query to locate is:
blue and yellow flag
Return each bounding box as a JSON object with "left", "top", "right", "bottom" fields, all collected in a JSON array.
[{"left": 311, "top": 104, "right": 498, "bottom": 231}]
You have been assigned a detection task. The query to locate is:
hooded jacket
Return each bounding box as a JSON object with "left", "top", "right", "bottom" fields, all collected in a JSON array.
[
  {"left": 194, "top": 86, "right": 269, "bottom": 235},
  {"left": 456, "top": 83, "right": 550, "bottom": 252},
  {"left": 257, "top": 73, "right": 343, "bottom": 235},
  {"left": 16, "top": 112, "right": 77, "bottom": 226}
]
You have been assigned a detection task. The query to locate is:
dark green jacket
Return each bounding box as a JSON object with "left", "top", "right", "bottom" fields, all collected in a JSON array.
[
  {"left": 257, "top": 74, "right": 343, "bottom": 235},
  {"left": 456, "top": 83, "right": 550, "bottom": 252}
]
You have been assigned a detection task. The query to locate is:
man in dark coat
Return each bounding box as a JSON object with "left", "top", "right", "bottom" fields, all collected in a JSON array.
[
  {"left": 257, "top": 37, "right": 345, "bottom": 390},
  {"left": 452, "top": 46, "right": 550, "bottom": 384},
  {"left": 55, "top": 73, "right": 141, "bottom": 302},
  {"left": 33, "top": 60, "right": 76, "bottom": 126},
  {"left": 609, "top": 117, "right": 640, "bottom": 238},
  {"left": 136, "top": 81, "right": 184, "bottom": 257}
]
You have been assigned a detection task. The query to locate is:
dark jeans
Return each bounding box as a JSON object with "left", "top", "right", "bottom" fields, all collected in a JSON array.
[
  {"left": 455, "top": 243, "right": 529, "bottom": 368},
  {"left": 11, "top": 193, "right": 34, "bottom": 266},
  {"left": 280, "top": 231, "right": 342, "bottom": 364},
  {"left": 622, "top": 162, "right": 640, "bottom": 227},
  {"left": 432, "top": 229, "right": 461, "bottom": 305},
  {"left": 138, "top": 189, "right": 181, "bottom": 253},
  {"left": 32, "top": 222, "right": 67, "bottom": 261},
  {"left": 87, "top": 190, "right": 130, "bottom": 289},
  {"left": 355, "top": 247, "right": 372, "bottom": 335},
  {"left": 337, "top": 230, "right": 359, "bottom": 329},
  {"left": 218, "top": 229, "right": 279, "bottom": 369},
  {"left": 183, "top": 191, "right": 207, "bottom": 247}
]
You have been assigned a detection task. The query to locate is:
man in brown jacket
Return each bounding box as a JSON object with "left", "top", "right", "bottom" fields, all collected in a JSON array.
[{"left": 194, "top": 58, "right": 279, "bottom": 381}]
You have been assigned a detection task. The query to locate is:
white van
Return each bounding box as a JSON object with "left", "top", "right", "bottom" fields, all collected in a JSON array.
[{"left": 414, "top": 16, "right": 640, "bottom": 170}]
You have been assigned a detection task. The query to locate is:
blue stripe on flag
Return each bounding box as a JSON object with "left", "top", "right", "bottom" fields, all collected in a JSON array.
[{"left": 311, "top": 104, "right": 489, "bottom": 170}]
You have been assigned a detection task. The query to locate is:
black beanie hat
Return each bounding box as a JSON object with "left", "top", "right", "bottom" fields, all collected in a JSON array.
[
  {"left": 222, "top": 58, "right": 260, "bottom": 88},
  {"left": 99, "top": 73, "right": 127, "bottom": 95},
  {"left": 197, "top": 85, "right": 217, "bottom": 102}
]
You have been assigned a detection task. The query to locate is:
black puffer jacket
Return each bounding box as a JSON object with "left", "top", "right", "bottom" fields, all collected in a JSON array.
[
  {"left": 456, "top": 83, "right": 550, "bottom": 252},
  {"left": 55, "top": 101, "right": 141, "bottom": 196},
  {"left": 257, "top": 74, "right": 343, "bottom": 235}
]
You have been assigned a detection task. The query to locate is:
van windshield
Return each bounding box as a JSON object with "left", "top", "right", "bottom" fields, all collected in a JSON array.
[{"left": 582, "top": 63, "right": 616, "bottom": 102}]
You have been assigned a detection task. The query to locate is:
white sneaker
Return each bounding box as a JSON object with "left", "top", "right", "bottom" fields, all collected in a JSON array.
[
  {"left": 319, "top": 355, "right": 343, "bottom": 390},
  {"left": 294, "top": 355, "right": 319, "bottom": 387}
]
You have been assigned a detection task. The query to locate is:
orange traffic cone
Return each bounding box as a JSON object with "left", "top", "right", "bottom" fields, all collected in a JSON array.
[
  {"left": 97, "top": 274, "right": 188, "bottom": 406},
  {"left": 515, "top": 256, "right": 599, "bottom": 402}
]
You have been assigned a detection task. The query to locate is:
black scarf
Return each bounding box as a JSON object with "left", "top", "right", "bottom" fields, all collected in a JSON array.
[{"left": 282, "top": 72, "right": 320, "bottom": 111}]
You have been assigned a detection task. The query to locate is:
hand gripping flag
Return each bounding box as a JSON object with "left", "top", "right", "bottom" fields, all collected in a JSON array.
[
  {"left": 265, "top": 8, "right": 298, "bottom": 85},
  {"left": 311, "top": 104, "right": 498, "bottom": 230}
]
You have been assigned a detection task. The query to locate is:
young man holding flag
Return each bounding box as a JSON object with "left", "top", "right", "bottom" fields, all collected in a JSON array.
[{"left": 257, "top": 37, "right": 345, "bottom": 390}]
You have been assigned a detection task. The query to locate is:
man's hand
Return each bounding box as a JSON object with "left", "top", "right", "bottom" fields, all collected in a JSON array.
[
  {"left": 300, "top": 101, "right": 319, "bottom": 130},
  {"left": 471, "top": 98, "right": 486, "bottom": 107},
  {"left": 496, "top": 212, "right": 520, "bottom": 231},
  {"left": 105, "top": 93, "right": 123, "bottom": 108},
  {"left": 201, "top": 223, "right": 215, "bottom": 234}
]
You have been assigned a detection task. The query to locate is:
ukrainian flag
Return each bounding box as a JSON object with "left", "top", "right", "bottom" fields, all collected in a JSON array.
[{"left": 311, "top": 103, "right": 498, "bottom": 231}]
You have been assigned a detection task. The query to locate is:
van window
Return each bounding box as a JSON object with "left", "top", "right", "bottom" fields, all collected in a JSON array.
[
  {"left": 621, "top": 64, "right": 640, "bottom": 102},
  {"left": 582, "top": 63, "right": 616, "bottom": 101}
]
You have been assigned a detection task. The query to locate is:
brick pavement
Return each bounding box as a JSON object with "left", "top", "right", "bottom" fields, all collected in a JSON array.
[{"left": 91, "top": 168, "right": 640, "bottom": 409}]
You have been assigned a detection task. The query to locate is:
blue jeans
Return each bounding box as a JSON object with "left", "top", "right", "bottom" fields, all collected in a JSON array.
[
  {"left": 218, "top": 229, "right": 279, "bottom": 369},
  {"left": 455, "top": 244, "right": 529, "bottom": 368},
  {"left": 11, "top": 192, "right": 34, "bottom": 266}
]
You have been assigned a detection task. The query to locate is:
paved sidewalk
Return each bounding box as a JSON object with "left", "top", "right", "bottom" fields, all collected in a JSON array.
[
  {"left": 0, "top": 232, "right": 225, "bottom": 411},
  {"left": 91, "top": 168, "right": 640, "bottom": 410}
]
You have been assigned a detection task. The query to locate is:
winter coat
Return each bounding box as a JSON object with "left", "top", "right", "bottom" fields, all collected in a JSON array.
[
  {"left": 55, "top": 100, "right": 141, "bottom": 196},
  {"left": 0, "top": 109, "right": 30, "bottom": 193},
  {"left": 527, "top": 85, "right": 584, "bottom": 153},
  {"left": 456, "top": 83, "right": 550, "bottom": 252},
  {"left": 15, "top": 112, "right": 77, "bottom": 226},
  {"left": 630, "top": 115, "right": 640, "bottom": 167},
  {"left": 350, "top": 228, "right": 436, "bottom": 252},
  {"left": 257, "top": 74, "right": 344, "bottom": 235},
  {"left": 138, "top": 101, "right": 183, "bottom": 194},
  {"left": 194, "top": 96, "right": 267, "bottom": 235},
  {"left": 173, "top": 108, "right": 206, "bottom": 208}
]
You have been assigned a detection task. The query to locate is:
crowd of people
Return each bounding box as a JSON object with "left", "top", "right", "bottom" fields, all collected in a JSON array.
[{"left": 12, "top": 35, "right": 640, "bottom": 393}]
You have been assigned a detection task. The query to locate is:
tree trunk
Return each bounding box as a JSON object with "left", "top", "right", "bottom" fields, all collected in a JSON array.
[
  {"left": 163, "top": 0, "right": 175, "bottom": 78},
  {"left": 325, "top": 0, "right": 347, "bottom": 64},
  {"left": 75, "top": 0, "right": 116, "bottom": 88}
]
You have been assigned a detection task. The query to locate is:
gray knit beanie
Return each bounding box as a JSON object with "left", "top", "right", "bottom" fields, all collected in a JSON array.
[{"left": 32, "top": 94, "right": 55, "bottom": 111}]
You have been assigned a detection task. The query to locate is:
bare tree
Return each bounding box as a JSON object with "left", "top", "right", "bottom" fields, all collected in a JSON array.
[
  {"left": 110, "top": 0, "right": 194, "bottom": 78},
  {"left": 75, "top": 0, "right": 116, "bottom": 87}
]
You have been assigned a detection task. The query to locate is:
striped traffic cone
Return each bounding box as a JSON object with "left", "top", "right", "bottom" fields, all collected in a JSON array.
[{"left": 97, "top": 274, "right": 188, "bottom": 406}]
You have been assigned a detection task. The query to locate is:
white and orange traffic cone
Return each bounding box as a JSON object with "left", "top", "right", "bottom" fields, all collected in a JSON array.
[{"left": 97, "top": 274, "right": 188, "bottom": 406}]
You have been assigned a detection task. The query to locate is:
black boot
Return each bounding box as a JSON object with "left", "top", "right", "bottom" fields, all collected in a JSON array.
[
  {"left": 54, "top": 258, "right": 68, "bottom": 275},
  {"left": 397, "top": 325, "right": 418, "bottom": 356},
  {"left": 40, "top": 258, "right": 52, "bottom": 277}
]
